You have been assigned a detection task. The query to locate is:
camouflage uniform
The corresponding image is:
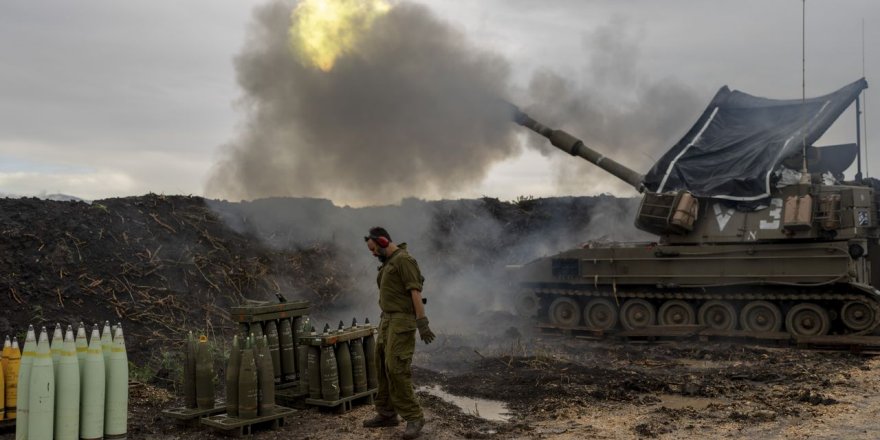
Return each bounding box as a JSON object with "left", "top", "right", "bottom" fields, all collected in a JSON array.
[{"left": 374, "top": 243, "right": 424, "bottom": 422}]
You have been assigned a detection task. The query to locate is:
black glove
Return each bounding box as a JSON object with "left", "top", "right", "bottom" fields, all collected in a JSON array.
[{"left": 416, "top": 317, "right": 435, "bottom": 344}]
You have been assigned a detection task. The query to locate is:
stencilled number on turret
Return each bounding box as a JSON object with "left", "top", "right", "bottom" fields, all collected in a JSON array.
[{"left": 759, "top": 198, "right": 783, "bottom": 230}]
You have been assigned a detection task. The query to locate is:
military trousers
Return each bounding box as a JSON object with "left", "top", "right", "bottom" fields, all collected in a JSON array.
[{"left": 374, "top": 312, "right": 423, "bottom": 421}]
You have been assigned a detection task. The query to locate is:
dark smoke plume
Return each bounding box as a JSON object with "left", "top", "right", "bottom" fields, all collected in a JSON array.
[
  {"left": 522, "top": 18, "right": 702, "bottom": 196},
  {"left": 207, "top": 0, "right": 516, "bottom": 205}
]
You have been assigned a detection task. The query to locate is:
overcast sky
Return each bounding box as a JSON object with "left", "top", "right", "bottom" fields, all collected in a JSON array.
[{"left": 2, "top": 0, "right": 879, "bottom": 204}]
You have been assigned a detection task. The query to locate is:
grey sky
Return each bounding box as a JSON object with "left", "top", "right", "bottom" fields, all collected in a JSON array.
[{"left": 1, "top": 0, "right": 878, "bottom": 202}]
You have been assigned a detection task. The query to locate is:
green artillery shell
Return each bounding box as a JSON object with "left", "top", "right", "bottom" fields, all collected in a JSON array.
[
  {"left": 195, "top": 335, "right": 215, "bottom": 410},
  {"left": 237, "top": 339, "right": 258, "bottom": 420},
  {"left": 75, "top": 323, "right": 87, "bottom": 380},
  {"left": 320, "top": 344, "right": 339, "bottom": 401},
  {"left": 363, "top": 328, "right": 378, "bottom": 390},
  {"left": 294, "top": 316, "right": 310, "bottom": 348},
  {"left": 296, "top": 344, "right": 309, "bottom": 393},
  {"left": 101, "top": 321, "right": 112, "bottom": 363},
  {"left": 80, "top": 325, "right": 106, "bottom": 440},
  {"left": 250, "top": 322, "right": 264, "bottom": 341},
  {"left": 335, "top": 341, "right": 353, "bottom": 398},
  {"left": 350, "top": 338, "right": 367, "bottom": 393},
  {"left": 292, "top": 317, "right": 304, "bottom": 342},
  {"left": 225, "top": 335, "right": 241, "bottom": 417},
  {"left": 279, "top": 319, "right": 296, "bottom": 382},
  {"left": 50, "top": 323, "right": 62, "bottom": 378},
  {"left": 183, "top": 332, "right": 197, "bottom": 409},
  {"left": 307, "top": 346, "right": 321, "bottom": 399},
  {"left": 257, "top": 336, "right": 275, "bottom": 416},
  {"left": 105, "top": 325, "right": 128, "bottom": 438},
  {"left": 55, "top": 327, "right": 80, "bottom": 440},
  {"left": 265, "top": 321, "right": 281, "bottom": 384},
  {"left": 28, "top": 327, "right": 55, "bottom": 440},
  {"left": 15, "top": 325, "right": 36, "bottom": 440},
  {"left": 6, "top": 337, "right": 21, "bottom": 421}
]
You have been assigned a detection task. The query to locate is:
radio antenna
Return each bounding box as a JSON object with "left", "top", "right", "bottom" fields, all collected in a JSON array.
[
  {"left": 863, "top": 18, "right": 870, "bottom": 178},
  {"left": 801, "top": 0, "right": 809, "bottom": 176}
]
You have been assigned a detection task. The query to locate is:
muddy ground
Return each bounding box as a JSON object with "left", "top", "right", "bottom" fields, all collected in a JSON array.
[{"left": 100, "top": 334, "right": 880, "bottom": 439}]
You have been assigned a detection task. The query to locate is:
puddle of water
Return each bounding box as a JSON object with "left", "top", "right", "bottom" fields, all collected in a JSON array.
[
  {"left": 418, "top": 385, "right": 511, "bottom": 422},
  {"left": 654, "top": 394, "right": 726, "bottom": 410}
]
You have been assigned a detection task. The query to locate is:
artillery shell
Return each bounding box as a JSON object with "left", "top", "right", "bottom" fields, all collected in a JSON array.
[
  {"left": 6, "top": 337, "right": 21, "bottom": 421},
  {"left": 183, "top": 331, "right": 197, "bottom": 409},
  {"left": 350, "top": 337, "right": 367, "bottom": 393},
  {"left": 104, "top": 324, "right": 128, "bottom": 438},
  {"left": 320, "top": 344, "right": 339, "bottom": 401},
  {"left": 80, "top": 324, "right": 106, "bottom": 440},
  {"left": 226, "top": 335, "right": 241, "bottom": 417},
  {"left": 55, "top": 326, "right": 79, "bottom": 440},
  {"left": 265, "top": 321, "right": 281, "bottom": 384},
  {"left": 101, "top": 321, "right": 112, "bottom": 363},
  {"left": 307, "top": 345, "right": 321, "bottom": 399},
  {"left": 75, "top": 323, "right": 87, "bottom": 379},
  {"left": 279, "top": 319, "right": 296, "bottom": 382},
  {"left": 363, "top": 328, "right": 378, "bottom": 390},
  {"left": 250, "top": 322, "right": 264, "bottom": 341},
  {"left": 1, "top": 336, "right": 8, "bottom": 421},
  {"left": 50, "top": 323, "right": 62, "bottom": 378},
  {"left": 15, "top": 326, "right": 36, "bottom": 439},
  {"left": 296, "top": 344, "right": 309, "bottom": 394},
  {"left": 335, "top": 341, "right": 353, "bottom": 398},
  {"left": 195, "top": 335, "right": 215, "bottom": 410},
  {"left": 256, "top": 336, "right": 275, "bottom": 416},
  {"left": 28, "top": 327, "right": 55, "bottom": 440},
  {"left": 237, "top": 338, "right": 258, "bottom": 420}
]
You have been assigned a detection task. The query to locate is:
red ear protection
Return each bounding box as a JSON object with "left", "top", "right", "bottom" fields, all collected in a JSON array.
[{"left": 373, "top": 235, "right": 390, "bottom": 248}]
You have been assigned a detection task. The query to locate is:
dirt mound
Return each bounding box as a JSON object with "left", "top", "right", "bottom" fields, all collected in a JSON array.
[{"left": 0, "top": 194, "right": 356, "bottom": 366}]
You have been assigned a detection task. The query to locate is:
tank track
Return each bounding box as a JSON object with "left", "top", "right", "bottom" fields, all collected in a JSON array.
[{"left": 523, "top": 286, "right": 880, "bottom": 337}]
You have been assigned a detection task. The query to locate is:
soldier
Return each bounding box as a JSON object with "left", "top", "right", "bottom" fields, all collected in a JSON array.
[{"left": 362, "top": 226, "right": 435, "bottom": 439}]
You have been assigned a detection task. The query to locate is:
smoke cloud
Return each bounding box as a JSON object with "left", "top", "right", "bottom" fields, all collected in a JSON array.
[
  {"left": 522, "top": 18, "right": 703, "bottom": 196},
  {"left": 207, "top": 0, "right": 516, "bottom": 205}
]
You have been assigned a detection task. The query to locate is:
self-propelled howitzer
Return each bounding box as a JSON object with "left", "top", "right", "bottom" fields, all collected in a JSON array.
[{"left": 506, "top": 78, "right": 880, "bottom": 338}]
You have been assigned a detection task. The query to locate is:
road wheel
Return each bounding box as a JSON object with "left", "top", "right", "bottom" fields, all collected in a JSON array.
[
  {"left": 739, "top": 301, "right": 782, "bottom": 332},
  {"left": 785, "top": 303, "right": 830, "bottom": 336},
  {"left": 548, "top": 297, "right": 581, "bottom": 327},
  {"left": 658, "top": 300, "right": 696, "bottom": 326},
  {"left": 698, "top": 300, "right": 737, "bottom": 331},
  {"left": 841, "top": 301, "right": 875, "bottom": 332},
  {"left": 584, "top": 298, "right": 618, "bottom": 331},
  {"left": 515, "top": 291, "right": 541, "bottom": 318},
  {"left": 620, "top": 299, "right": 656, "bottom": 330}
]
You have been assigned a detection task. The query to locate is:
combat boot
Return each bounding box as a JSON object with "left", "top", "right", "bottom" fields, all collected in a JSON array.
[
  {"left": 363, "top": 412, "right": 399, "bottom": 428},
  {"left": 402, "top": 418, "right": 425, "bottom": 439}
]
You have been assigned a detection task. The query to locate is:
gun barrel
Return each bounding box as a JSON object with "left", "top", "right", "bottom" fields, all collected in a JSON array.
[{"left": 507, "top": 102, "right": 644, "bottom": 192}]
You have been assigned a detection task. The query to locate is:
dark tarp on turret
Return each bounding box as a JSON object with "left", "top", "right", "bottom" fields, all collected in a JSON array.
[{"left": 643, "top": 78, "right": 867, "bottom": 201}]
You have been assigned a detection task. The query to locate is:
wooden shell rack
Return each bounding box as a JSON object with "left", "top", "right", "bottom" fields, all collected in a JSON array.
[
  {"left": 305, "top": 388, "right": 378, "bottom": 414},
  {"left": 300, "top": 325, "right": 378, "bottom": 413},
  {"left": 230, "top": 300, "right": 311, "bottom": 323},
  {"left": 300, "top": 325, "right": 376, "bottom": 347},
  {"left": 201, "top": 405, "right": 296, "bottom": 437},
  {"left": 161, "top": 400, "right": 227, "bottom": 427},
  {"left": 233, "top": 300, "right": 312, "bottom": 395}
]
